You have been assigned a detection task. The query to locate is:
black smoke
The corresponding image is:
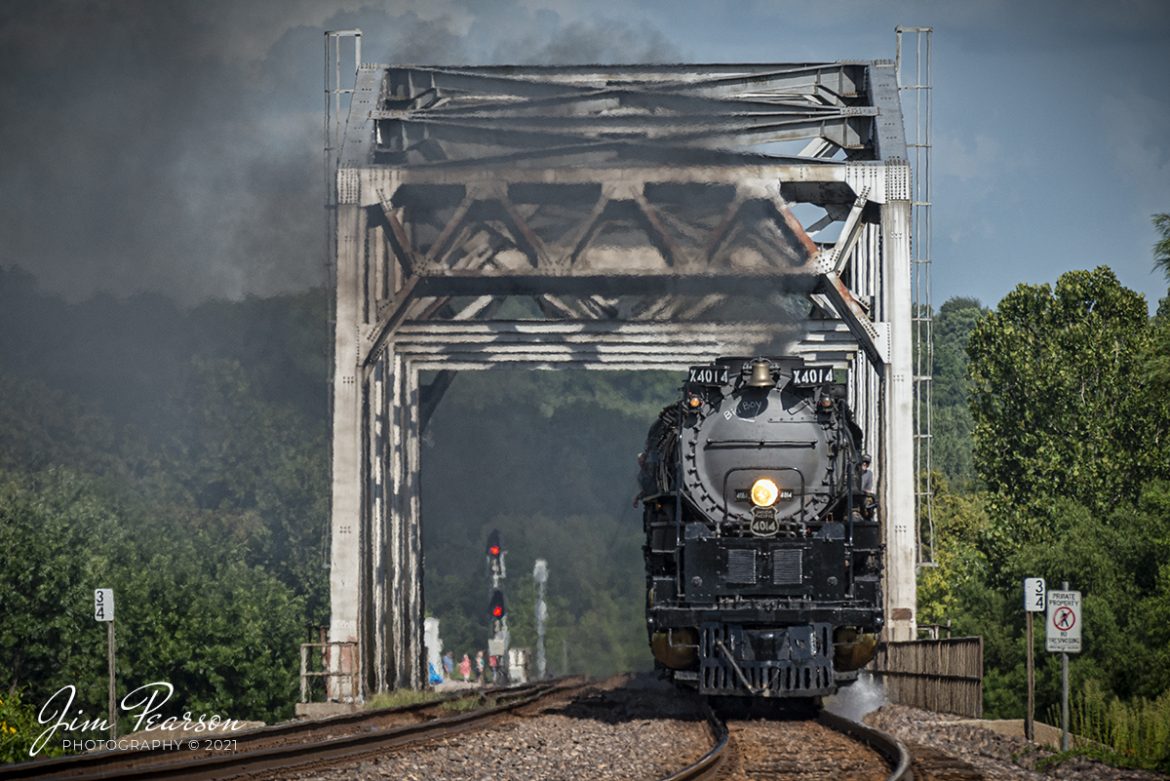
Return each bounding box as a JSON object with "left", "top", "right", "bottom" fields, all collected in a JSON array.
[{"left": 0, "top": 1, "right": 684, "bottom": 304}]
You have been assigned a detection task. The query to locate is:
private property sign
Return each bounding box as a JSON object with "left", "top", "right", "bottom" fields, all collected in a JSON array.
[{"left": 1045, "top": 590, "right": 1082, "bottom": 653}]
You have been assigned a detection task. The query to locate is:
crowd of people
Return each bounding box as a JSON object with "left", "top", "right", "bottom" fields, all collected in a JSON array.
[{"left": 432, "top": 649, "right": 505, "bottom": 685}]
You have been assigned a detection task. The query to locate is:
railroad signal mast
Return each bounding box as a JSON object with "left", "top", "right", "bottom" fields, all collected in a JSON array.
[
  {"left": 486, "top": 529, "right": 506, "bottom": 587},
  {"left": 486, "top": 530, "right": 509, "bottom": 682}
]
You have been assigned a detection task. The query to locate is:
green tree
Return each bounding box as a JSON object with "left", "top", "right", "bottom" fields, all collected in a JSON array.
[
  {"left": 0, "top": 690, "right": 61, "bottom": 762},
  {"left": 931, "top": 297, "right": 986, "bottom": 489},
  {"left": 1154, "top": 213, "right": 1170, "bottom": 282},
  {"left": 166, "top": 357, "right": 329, "bottom": 624},
  {"left": 1149, "top": 214, "right": 1170, "bottom": 392},
  {"left": 0, "top": 468, "right": 305, "bottom": 731},
  {"left": 967, "top": 267, "right": 1168, "bottom": 551},
  {"left": 954, "top": 265, "right": 1170, "bottom": 718},
  {"left": 916, "top": 478, "right": 991, "bottom": 628}
]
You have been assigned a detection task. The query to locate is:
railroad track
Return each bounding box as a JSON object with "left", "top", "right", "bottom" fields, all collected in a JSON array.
[
  {"left": 662, "top": 705, "right": 911, "bottom": 781},
  {"left": 0, "top": 677, "right": 588, "bottom": 781}
]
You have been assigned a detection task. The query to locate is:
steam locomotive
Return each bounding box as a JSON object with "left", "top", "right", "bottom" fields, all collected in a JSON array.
[{"left": 640, "top": 357, "right": 883, "bottom": 699}]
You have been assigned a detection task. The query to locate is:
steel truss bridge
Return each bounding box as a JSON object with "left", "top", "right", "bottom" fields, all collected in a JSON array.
[{"left": 326, "top": 52, "right": 919, "bottom": 695}]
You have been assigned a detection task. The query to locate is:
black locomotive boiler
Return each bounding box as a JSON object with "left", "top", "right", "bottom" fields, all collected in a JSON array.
[{"left": 640, "top": 356, "right": 883, "bottom": 699}]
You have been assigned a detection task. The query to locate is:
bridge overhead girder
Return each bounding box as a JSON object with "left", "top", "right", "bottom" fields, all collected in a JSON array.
[{"left": 328, "top": 60, "right": 916, "bottom": 696}]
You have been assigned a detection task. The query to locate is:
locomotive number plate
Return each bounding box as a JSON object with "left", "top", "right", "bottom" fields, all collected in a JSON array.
[
  {"left": 750, "top": 511, "right": 779, "bottom": 537},
  {"left": 790, "top": 366, "right": 836, "bottom": 387},
  {"left": 688, "top": 365, "right": 729, "bottom": 386}
]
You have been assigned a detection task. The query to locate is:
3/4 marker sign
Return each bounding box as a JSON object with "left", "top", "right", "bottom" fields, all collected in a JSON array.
[
  {"left": 1045, "top": 590, "right": 1081, "bottom": 653},
  {"left": 1023, "top": 577, "right": 1045, "bottom": 612},
  {"left": 94, "top": 588, "right": 114, "bottom": 622}
]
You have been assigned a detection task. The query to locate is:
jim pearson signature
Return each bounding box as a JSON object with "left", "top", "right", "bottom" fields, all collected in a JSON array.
[{"left": 31, "top": 682, "right": 244, "bottom": 756}]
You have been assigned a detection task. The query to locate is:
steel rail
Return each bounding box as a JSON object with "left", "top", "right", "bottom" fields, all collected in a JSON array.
[
  {"left": 0, "top": 678, "right": 584, "bottom": 781},
  {"left": 655, "top": 701, "right": 729, "bottom": 781},
  {"left": 658, "top": 705, "right": 911, "bottom": 781},
  {"left": 818, "top": 709, "right": 912, "bottom": 781},
  {"left": 0, "top": 688, "right": 468, "bottom": 780}
]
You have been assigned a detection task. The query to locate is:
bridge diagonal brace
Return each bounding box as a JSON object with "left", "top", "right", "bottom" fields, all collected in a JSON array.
[
  {"left": 535, "top": 294, "right": 583, "bottom": 319},
  {"left": 496, "top": 198, "right": 553, "bottom": 268},
  {"left": 818, "top": 272, "right": 888, "bottom": 366},
  {"left": 375, "top": 189, "right": 423, "bottom": 274},
  {"left": 629, "top": 295, "right": 677, "bottom": 321},
  {"left": 565, "top": 196, "right": 612, "bottom": 268},
  {"left": 425, "top": 196, "right": 475, "bottom": 265},
  {"left": 633, "top": 195, "right": 688, "bottom": 268},
  {"left": 815, "top": 189, "right": 869, "bottom": 275},
  {"left": 364, "top": 275, "right": 420, "bottom": 368},
  {"left": 702, "top": 195, "right": 747, "bottom": 262},
  {"left": 798, "top": 137, "right": 841, "bottom": 159}
]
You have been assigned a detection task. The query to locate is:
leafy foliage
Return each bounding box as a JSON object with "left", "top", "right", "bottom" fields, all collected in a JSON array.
[
  {"left": 0, "top": 690, "right": 59, "bottom": 763},
  {"left": 0, "top": 271, "right": 323, "bottom": 739},
  {"left": 1154, "top": 213, "right": 1170, "bottom": 283},
  {"left": 0, "top": 468, "right": 305, "bottom": 734},
  {"left": 930, "top": 298, "right": 986, "bottom": 490},
  {"left": 926, "top": 260, "right": 1170, "bottom": 726},
  {"left": 1051, "top": 679, "right": 1170, "bottom": 772},
  {"left": 967, "top": 267, "right": 1168, "bottom": 547}
]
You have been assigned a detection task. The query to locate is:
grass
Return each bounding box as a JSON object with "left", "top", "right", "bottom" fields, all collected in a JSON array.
[
  {"left": 1041, "top": 680, "right": 1170, "bottom": 773},
  {"left": 440, "top": 695, "right": 486, "bottom": 713},
  {"left": 364, "top": 690, "right": 443, "bottom": 710}
]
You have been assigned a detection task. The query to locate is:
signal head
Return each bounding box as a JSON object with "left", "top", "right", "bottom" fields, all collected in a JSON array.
[{"left": 489, "top": 589, "right": 506, "bottom": 620}]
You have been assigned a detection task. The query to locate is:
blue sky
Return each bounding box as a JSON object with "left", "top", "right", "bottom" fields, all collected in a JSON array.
[{"left": 1, "top": 0, "right": 1167, "bottom": 309}]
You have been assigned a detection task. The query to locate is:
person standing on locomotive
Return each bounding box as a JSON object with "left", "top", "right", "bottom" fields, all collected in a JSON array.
[{"left": 858, "top": 453, "right": 876, "bottom": 518}]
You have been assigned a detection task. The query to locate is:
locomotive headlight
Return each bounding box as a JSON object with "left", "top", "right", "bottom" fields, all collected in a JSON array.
[{"left": 750, "top": 478, "right": 779, "bottom": 507}]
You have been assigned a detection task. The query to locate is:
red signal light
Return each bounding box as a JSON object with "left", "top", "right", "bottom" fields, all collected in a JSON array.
[
  {"left": 489, "top": 545, "right": 501, "bottom": 557},
  {"left": 489, "top": 589, "right": 506, "bottom": 620}
]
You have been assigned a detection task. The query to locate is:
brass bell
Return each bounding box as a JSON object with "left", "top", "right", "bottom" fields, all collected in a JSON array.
[{"left": 747, "top": 359, "right": 774, "bottom": 388}]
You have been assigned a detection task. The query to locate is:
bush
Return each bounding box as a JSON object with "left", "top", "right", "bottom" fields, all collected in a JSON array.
[
  {"left": 0, "top": 689, "right": 63, "bottom": 763},
  {"left": 1051, "top": 680, "right": 1170, "bottom": 772}
]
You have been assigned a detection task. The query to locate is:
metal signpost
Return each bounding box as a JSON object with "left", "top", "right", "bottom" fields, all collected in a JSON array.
[
  {"left": 1022, "top": 577, "right": 1045, "bottom": 741},
  {"left": 533, "top": 559, "right": 548, "bottom": 680},
  {"left": 1046, "top": 583, "right": 1081, "bottom": 751},
  {"left": 94, "top": 588, "right": 116, "bottom": 738}
]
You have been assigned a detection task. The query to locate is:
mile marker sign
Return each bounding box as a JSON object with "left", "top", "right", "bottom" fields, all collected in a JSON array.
[
  {"left": 94, "top": 588, "right": 115, "bottom": 622},
  {"left": 1046, "top": 590, "right": 1081, "bottom": 653},
  {"left": 1024, "top": 578, "right": 1046, "bottom": 612}
]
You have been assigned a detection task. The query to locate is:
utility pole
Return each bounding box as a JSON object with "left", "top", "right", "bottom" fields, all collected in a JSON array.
[{"left": 533, "top": 559, "right": 548, "bottom": 680}]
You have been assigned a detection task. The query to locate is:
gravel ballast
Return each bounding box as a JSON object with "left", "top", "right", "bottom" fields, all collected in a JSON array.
[
  {"left": 865, "top": 704, "right": 1166, "bottom": 781},
  {"left": 288, "top": 679, "right": 712, "bottom": 781}
]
